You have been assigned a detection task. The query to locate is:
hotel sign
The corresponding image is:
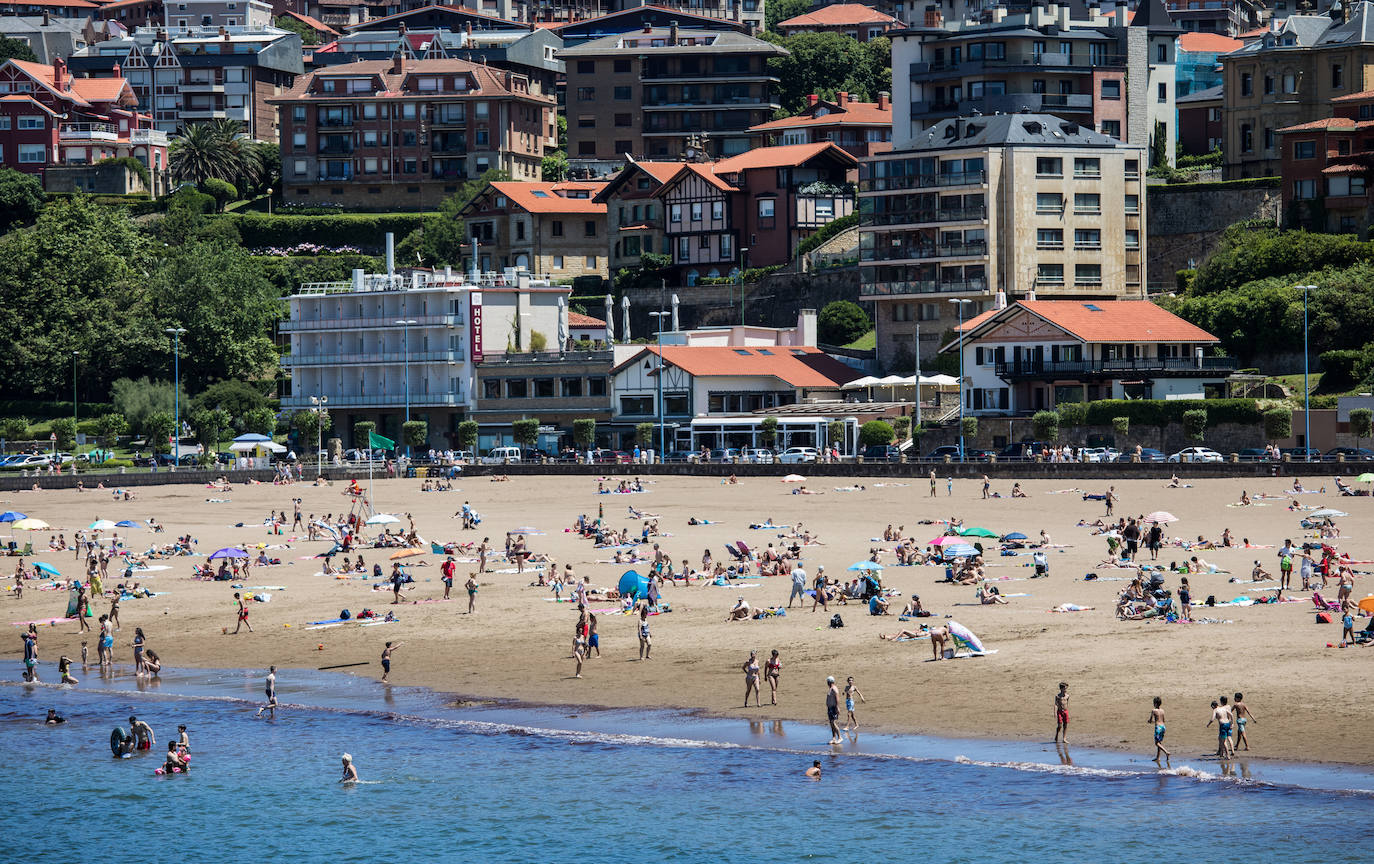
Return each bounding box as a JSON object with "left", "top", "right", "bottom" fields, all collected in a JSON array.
[{"left": 470, "top": 292, "right": 483, "bottom": 363}]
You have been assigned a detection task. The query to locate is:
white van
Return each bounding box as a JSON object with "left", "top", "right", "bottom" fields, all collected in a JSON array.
[{"left": 482, "top": 446, "right": 522, "bottom": 464}]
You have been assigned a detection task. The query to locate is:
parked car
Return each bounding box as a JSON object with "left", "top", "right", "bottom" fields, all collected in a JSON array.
[
  {"left": 704, "top": 448, "right": 740, "bottom": 463},
  {"left": 924, "top": 445, "right": 962, "bottom": 461},
  {"left": 1325, "top": 446, "right": 1374, "bottom": 460},
  {"left": 778, "top": 446, "right": 820, "bottom": 464},
  {"left": 663, "top": 450, "right": 695, "bottom": 463},
  {"left": 1078, "top": 447, "right": 1120, "bottom": 463},
  {"left": 1280, "top": 447, "right": 1322, "bottom": 461},
  {"left": 1114, "top": 448, "right": 1167, "bottom": 463},
  {"left": 743, "top": 448, "right": 775, "bottom": 464},
  {"left": 1169, "top": 446, "right": 1224, "bottom": 463},
  {"left": 863, "top": 445, "right": 901, "bottom": 462},
  {"left": 588, "top": 448, "right": 631, "bottom": 464},
  {"left": 1236, "top": 448, "right": 1270, "bottom": 462},
  {"left": 3, "top": 454, "right": 49, "bottom": 469},
  {"left": 998, "top": 440, "right": 1054, "bottom": 460},
  {"left": 965, "top": 448, "right": 995, "bottom": 461},
  {"left": 482, "top": 446, "right": 523, "bottom": 464}
]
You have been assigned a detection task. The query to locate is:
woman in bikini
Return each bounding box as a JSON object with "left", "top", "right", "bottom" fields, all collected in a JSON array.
[
  {"left": 742, "top": 651, "right": 762, "bottom": 707},
  {"left": 764, "top": 649, "right": 781, "bottom": 706}
]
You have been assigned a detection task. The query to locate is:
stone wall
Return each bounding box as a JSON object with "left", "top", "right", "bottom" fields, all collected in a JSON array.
[
  {"left": 623, "top": 266, "right": 862, "bottom": 336},
  {"left": 917, "top": 417, "right": 1266, "bottom": 455},
  {"left": 1147, "top": 182, "right": 1281, "bottom": 292}
]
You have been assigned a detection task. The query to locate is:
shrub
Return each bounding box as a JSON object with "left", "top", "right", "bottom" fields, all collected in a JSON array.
[
  {"left": 960, "top": 416, "right": 978, "bottom": 439},
  {"left": 99, "top": 459, "right": 134, "bottom": 469},
  {"left": 1183, "top": 408, "right": 1208, "bottom": 441},
  {"left": 760, "top": 417, "right": 779, "bottom": 447},
  {"left": 1032, "top": 411, "right": 1060, "bottom": 442},
  {"left": 891, "top": 416, "right": 911, "bottom": 441},
  {"left": 858, "top": 419, "right": 894, "bottom": 447},
  {"left": 817, "top": 300, "right": 871, "bottom": 346},
  {"left": 528, "top": 330, "right": 548, "bottom": 352},
  {"left": 402, "top": 420, "right": 428, "bottom": 449},
  {"left": 1320, "top": 349, "right": 1363, "bottom": 391},
  {"left": 1351, "top": 408, "right": 1372, "bottom": 447},
  {"left": 794, "top": 212, "right": 858, "bottom": 259},
  {"left": 635, "top": 422, "right": 654, "bottom": 448},
  {"left": 573, "top": 418, "right": 596, "bottom": 449},
  {"left": 0, "top": 416, "right": 29, "bottom": 442},
  {"left": 241, "top": 406, "right": 276, "bottom": 437},
  {"left": 457, "top": 420, "right": 479, "bottom": 452},
  {"left": 50, "top": 417, "right": 77, "bottom": 450},
  {"left": 1057, "top": 402, "right": 1086, "bottom": 427},
  {"left": 1080, "top": 399, "right": 1259, "bottom": 428},
  {"left": 1112, "top": 416, "right": 1130, "bottom": 440},
  {"left": 352, "top": 420, "right": 376, "bottom": 450},
  {"left": 512, "top": 418, "right": 540, "bottom": 449},
  {"left": 827, "top": 420, "right": 846, "bottom": 448},
  {"left": 223, "top": 213, "right": 430, "bottom": 253}
]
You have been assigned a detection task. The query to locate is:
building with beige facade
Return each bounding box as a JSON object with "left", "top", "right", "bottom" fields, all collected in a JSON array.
[
  {"left": 1219, "top": 3, "right": 1374, "bottom": 179},
  {"left": 460, "top": 180, "right": 611, "bottom": 279},
  {"left": 859, "top": 112, "right": 1147, "bottom": 370}
]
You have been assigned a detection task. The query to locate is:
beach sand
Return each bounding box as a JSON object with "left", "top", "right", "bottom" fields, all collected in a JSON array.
[{"left": 4, "top": 472, "right": 1370, "bottom": 764}]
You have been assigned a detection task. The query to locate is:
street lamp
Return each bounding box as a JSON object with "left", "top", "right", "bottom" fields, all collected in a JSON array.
[
  {"left": 396, "top": 319, "right": 417, "bottom": 458},
  {"left": 736, "top": 246, "right": 749, "bottom": 326},
  {"left": 310, "top": 395, "right": 328, "bottom": 476},
  {"left": 650, "top": 309, "right": 670, "bottom": 463},
  {"left": 1298, "top": 285, "right": 1317, "bottom": 461},
  {"left": 948, "top": 299, "right": 974, "bottom": 460},
  {"left": 164, "top": 327, "right": 187, "bottom": 463},
  {"left": 71, "top": 351, "right": 78, "bottom": 456}
]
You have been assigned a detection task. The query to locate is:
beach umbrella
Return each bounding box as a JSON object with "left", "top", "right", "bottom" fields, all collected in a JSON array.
[
  {"left": 208, "top": 547, "right": 248, "bottom": 560},
  {"left": 847, "top": 560, "right": 884, "bottom": 571},
  {"left": 1143, "top": 511, "right": 1178, "bottom": 524},
  {"left": 115, "top": 520, "right": 141, "bottom": 528},
  {"left": 89, "top": 519, "right": 116, "bottom": 531},
  {"left": 957, "top": 526, "right": 999, "bottom": 538},
  {"left": 1359, "top": 473, "right": 1374, "bottom": 483},
  {"left": 389, "top": 548, "right": 424, "bottom": 560},
  {"left": 1002, "top": 532, "right": 1028, "bottom": 541},
  {"left": 33, "top": 562, "right": 61, "bottom": 577},
  {"left": 781, "top": 474, "right": 806, "bottom": 483},
  {"left": 1359, "top": 596, "right": 1374, "bottom": 616},
  {"left": 0, "top": 511, "right": 26, "bottom": 523},
  {"left": 943, "top": 543, "right": 979, "bottom": 558},
  {"left": 365, "top": 513, "right": 400, "bottom": 526},
  {"left": 927, "top": 536, "right": 961, "bottom": 546},
  {"left": 512, "top": 526, "right": 539, "bottom": 534},
  {"left": 12, "top": 518, "right": 49, "bottom": 530},
  {"left": 1309, "top": 508, "right": 1347, "bottom": 519}
]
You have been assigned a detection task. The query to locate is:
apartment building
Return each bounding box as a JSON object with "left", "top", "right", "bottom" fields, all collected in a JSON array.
[
  {"left": 281, "top": 266, "right": 572, "bottom": 449},
  {"left": 749, "top": 90, "right": 893, "bottom": 157},
  {"left": 0, "top": 14, "right": 114, "bottom": 64},
  {"left": 0, "top": 57, "right": 169, "bottom": 190},
  {"left": 605, "top": 0, "right": 764, "bottom": 32},
  {"left": 68, "top": 24, "right": 303, "bottom": 140},
  {"left": 162, "top": 0, "right": 273, "bottom": 29},
  {"left": 775, "top": 2, "right": 898, "bottom": 40},
  {"left": 553, "top": 4, "right": 749, "bottom": 47},
  {"left": 1276, "top": 89, "right": 1374, "bottom": 234},
  {"left": 594, "top": 158, "right": 681, "bottom": 271},
  {"left": 858, "top": 113, "right": 1147, "bottom": 370},
  {"left": 556, "top": 24, "right": 785, "bottom": 168},
  {"left": 898, "top": 0, "right": 1178, "bottom": 165},
  {"left": 459, "top": 179, "right": 610, "bottom": 278},
  {"left": 1177, "top": 82, "right": 1222, "bottom": 154},
  {"left": 1175, "top": 31, "right": 1240, "bottom": 97},
  {"left": 1164, "top": 0, "right": 1264, "bottom": 36},
  {"left": 1219, "top": 3, "right": 1374, "bottom": 179},
  {"left": 270, "top": 56, "right": 554, "bottom": 208}
]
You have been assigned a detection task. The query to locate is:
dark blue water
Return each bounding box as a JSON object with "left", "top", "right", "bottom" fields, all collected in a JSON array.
[{"left": 5, "top": 663, "right": 1374, "bottom": 863}]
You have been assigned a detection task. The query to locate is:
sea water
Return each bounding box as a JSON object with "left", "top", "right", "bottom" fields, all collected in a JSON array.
[{"left": 4, "top": 663, "right": 1373, "bottom": 863}]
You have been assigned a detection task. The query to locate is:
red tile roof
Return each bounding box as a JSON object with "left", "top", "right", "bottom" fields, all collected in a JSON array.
[
  {"left": 1176, "top": 32, "right": 1243, "bottom": 54},
  {"left": 777, "top": 3, "right": 897, "bottom": 28},
  {"left": 617, "top": 346, "right": 861, "bottom": 388},
  {"left": 955, "top": 308, "right": 997, "bottom": 333},
  {"left": 634, "top": 160, "right": 686, "bottom": 184},
  {"left": 1009, "top": 301, "right": 1217, "bottom": 343},
  {"left": 1333, "top": 89, "right": 1374, "bottom": 102},
  {"left": 568, "top": 311, "right": 606, "bottom": 327},
  {"left": 1277, "top": 117, "right": 1356, "bottom": 132},
  {"left": 750, "top": 99, "right": 891, "bottom": 133},
  {"left": 712, "top": 141, "right": 856, "bottom": 172},
  {"left": 283, "top": 9, "right": 341, "bottom": 36},
  {"left": 273, "top": 58, "right": 543, "bottom": 102},
  {"left": 488, "top": 181, "right": 609, "bottom": 214}
]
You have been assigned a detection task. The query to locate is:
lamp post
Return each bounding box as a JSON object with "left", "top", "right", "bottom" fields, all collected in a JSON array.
[
  {"left": 948, "top": 299, "right": 973, "bottom": 460},
  {"left": 737, "top": 246, "right": 749, "bottom": 326},
  {"left": 71, "top": 351, "right": 78, "bottom": 457},
  {"left": 650, "top": 310, "right": 670, "bottom": 463},
  {"left": 1298, "top": 285, "right": 1317, "bottom": 461},
  {"left": 164, "top": 327, "right": 186, "bottom": 463},
  {"left": 310, "top": 395, "right": 328, "bottom": 476},
  {"left": 914, "top": 323, "right": 922, "bottom": 431},
  {"left": 396, "top": 319, "right": 417, "bottom": 458}
]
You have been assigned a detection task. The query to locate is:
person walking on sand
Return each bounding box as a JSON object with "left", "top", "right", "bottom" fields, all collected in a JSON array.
[
  {"left": 1149, "top": 697, "right": 1171, "bottom": 766},
  {"left": 929, "top": 470, "right": 937, "bottom": 498},
  {"left": 637, "top": 606, "right": 652, "bottom": 660},
  {"left": 233, "top": 592, "right": 253, "bottom": 634},
  {"left": 256, "top": 666, "right": 278, "bottom": 718},
  {"left": 981, "top": 475, "right": 991, "bottom": 499},
  {"left": 765, "top": 649, "right": 781, "bottom": 706},
  {"left": 587, "top": 613, "right": 600, "bottom": 658},
  {"left": 742, "top": 651, "right": 762, "bottom": 707},
  {"left": 811, "top": 567, "right": 829, "bottom": 613},
  {"left": 842, "top": 677, "right": 866, "bottom": 732},
  {"left": 1232, "top": 692, "right": 1257, "bottom": 751},
  {"left": 1278, "top": 540, "right": 1294, "bottom": 591},
  {"left": 380, "top": 640, "right": 403, "bottom": 684},
  {"left": 1054, "top": 682, "right": 1070, "bottom": 744},
  {"left": 1208, "top": 697, "right": 1235, "bottom": 759},
  {"left": 441, "top": 556, "right": 455, "bottom": 600},
  {"left": 390, "top": 563, "right": 405, "bottom": 604},
  {"left": 788, "top": 562, "right": 807, "bottom": 608},
  {"left": 465, "top": 573, "right": 479, "bottom": 613},
  {"left": 1104, "top": 487, "right": 1116, "bottom": 517},
  {"left": 826, "top": 677, "right": 842, "bottom": 744},
  {"left": 572, "top": 635, "right": 586, "bottom": 678}
]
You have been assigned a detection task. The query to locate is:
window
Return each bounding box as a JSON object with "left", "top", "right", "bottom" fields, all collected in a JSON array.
[
  {"left": 293, "top": 159, "right": 306, "bottom": 175},
  {"left": 18, "top": 143, "right": 45, "bottom": 163},
  {"left": 1156, "top": 43, "right": 1167, "bottom": 62},
  {"left": 577, "top": 60, "right": 594, "bottom": 74},
  {"left": 1125, "top": 229, "right": 1140, "bottom": 248},
  {"left": 1125, "top": 158, "right": 1139, "bottom": 178},
  {"left": 614, "top": 86, "right": 632, "bottom": 100},
  {"left": 614, "top": 59, "right": 631, "bottom": 74},
  {"left": 516, "top": 221, "right": 525, "bottom": 241},
  {"left": 1124, "top": 194, "right": 1139, "bottom": 214},
  {"left": 292, "top": 131, "right": 305, "bottom": 148},
  {"left": 1283, "top": 74, "right": 1296, "bottom": 94},
  {"left": 585, "top": 255, "right": 597, "bottom": 268},
  {"left": 1036, "top": 228, "right": 1063, "bottom": 249},
  {"left": 1293, "top": 179, "right": 1316, "bottom": 200},
  {"left": 584, "top": 220, "right": 596, "bottom": 237},
  {"left": 1100, "top": 119, "right": 1121, "bottom": 138},
  {"left": 711, "top": 201, "right": 724, "bottom": 220},
  {"left": 1075, "top": 264, "right": 1102, "bottom": 285},
  {"left": 533, "top": 378, "right": 555, "bottom": 398},
  {"left": 1157, "top": 82, "right": 1167, "bottom": 103},
  {"left": 615, "top": 140, "right": 633, "bottom": 153},
  {"left": 17, "top": 115, "right": 44, "bottom": 130},
  {"left": 578, "top": 116, "right": 595, "bottom": 128},
  {"left": 1101, "top": 80, "right": 1121, "bottom": 100},
  {"left": 505, "top": 378, "right": 528, "bottom": 399},
  {"left": 1264, "top": 75, "right": 1274, "bottom": 95},
  {"left": 620, "top": 396, "right": 653, "bottom": 415},
  {"left": 1036, "top": 192, "right": 1062, "bottom": 213},
  {"left": 1073, "top": 157, "right": 1100, "bottom": 177},
  {"left": 1264, "top": 128, "right": 1274, "bottom": 151},
  {"left": 1074, "top": 228, "right": 1101, "bottom": 249},
  {"left": 1240, "top": 123, "right": 1253, "bottom": 152},
  {"left": 720, "top": 233, "right": 732, "bottom": 260},
  {"left": 758, "top": 198, "right": 775, "bottom": 226},
  {"left": 588, "top": 377, "right": 607, "bottom": 397},
  {"left": 576, "top": 87, "right": 595, "bottom": 100},
  {"left": 1036, "top": 156, "right": 1062, "bottom": 176},
  {"left": 552, "top": 255, "right": 564, "bottom": 268},
  {"left": 670, "top": 204, "right": 682, "bottom": 222},
  {"left": 1334, "top": 63, "right": 1345, "bottom": 89},
  {"left": 292, "top": 106, "right": 305, "bottom": 121},
  {"left": 0, "top": 117, "right": 7, "bottom": 130},
  {"left": 1241, "top": 72, "right": 1253, "bottom": 97},
  {"left": 561, "top": 377, "right": 583, "bottom": 397},
  {"left": 699, "top": 234, "right": 710, "bottom": 249},
  {"left": 614, "top": 113, "right": 631, "bottom": 127},
  {"left": 690, "top": 203, "right": 702, "bottom": 221},
  {"left": 482, "top": 377, "right": 501, "bottom": 400},
  {"left": 1329, "top": 175, "right": 1367, "bottom": 196},
  {"left": 552, "top": 220, "right": 563, "bottom": 236},
  {"left": 364, "top": 157, "right": 378, "bottom": 174},
  {"left": 577, "top": 141, "right": 596, "bottom": 156},
  {"left": 1037, "top": 263, "right": 1064, "bottom": 284},
  {"left": 1073, "top": 193, "right": 1100, "bottom": 214},
  {"left": 1293, "top": 140, "right": 1316, "bottom": 159},
  {"left": 403, "top": 158, "right": 417, "bottom": 174}
]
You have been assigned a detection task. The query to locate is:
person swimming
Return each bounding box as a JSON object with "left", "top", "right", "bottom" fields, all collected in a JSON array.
[{"left": 339, "top": 753, "right": 358, "bottom": 783}]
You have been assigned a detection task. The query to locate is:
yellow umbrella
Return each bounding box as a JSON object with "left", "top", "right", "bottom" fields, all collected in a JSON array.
[
  {"left": 1358, "top": 596, "right": 1374, "bottom": 616},
  {"left": 12, "top": 518, "right": 50, "bottom": 530},
  {"left": 389, "top": 548, "right": 424, "bottom": 560}
]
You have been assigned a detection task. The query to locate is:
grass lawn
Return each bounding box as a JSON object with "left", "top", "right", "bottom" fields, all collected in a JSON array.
[{"left": 845, "top": 330, "right": 876, "bottom": 350}]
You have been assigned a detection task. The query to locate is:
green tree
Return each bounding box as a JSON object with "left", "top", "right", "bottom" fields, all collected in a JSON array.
[
  {"left": 892, "top": 416, "right": 911, "bottom": 442},
  {"left": 1263, "top": 407, "right": 1292, "bottom": 440},
  {"left": 0, "top": 36, "right": 36, "bottom": 63},
  {"left": 292, "top": 408, "right": 331, "bottom": 446},
  {"left": 353, "top": 420, "right": 377, "bottom": 450},
  {"left": 827, "top": 420, "right": 846, "bottom": 449},
  {"left": 1182, "top": 408, "right": 1208, "bottom": 442},
  {"left": 190, "top": 407, "right": 232, "bottom": 456},
  {"left": 241, "top": 406, "right": 277, "bottom": 437},
  {"left": 169, "top": 119, "right": 263, "bottom": 188},
  {"left": 1320, "top": 348, "right": 1362, "bottom": 391},
  {"left": 1351, "top": 408, "right": 1373, "bottom": 449},
  {"left": 1112, "top": 416, "right": 1130, "bottom": 441},
  {"left": 858, "top": 419, "right": 894, "bottom": 447},
  {"left": 765, "top": 32, "right": 887, "bottom": 114},
  {"left": 512, "top": 417, "right": 540, "bottom": 449},
  {"left": 1032, "top": 410, "right": 1060, "bottom": 442},
  {"left": 635, "top": 422, "right": 654, "bottom": 448},
  {"left": 817, "top": 300, "right": 871, "bottom": 346},
  {"left": 273, "top": 14, "right": 320, "bottom": 44},
  {"left": 144, "top": 410, "right": 176, "bottom": 452},
  {"left": 111, "top": 377, "right": 186, "bottom": 437},
  {"left": 0, "top": 416, "right": 29, "bottom": 442},
  {"left": 0, "top": 168, "right": 43, "bottom": 231},
  {"left": 457, "top": 420, "right": 479, "bottom": 453},
  {"left": 200, "top": 177, "right": 238, "bottom": 211},
  {"left": 540, "top": 150, "right": 568, "bottom": 182},
  {"left": 759, "top": 416, "right": 778, "bottom": 448},
  {"left": 765, "top": 0, "right": 808, "bottom": 31},
  {"left": 573, "top": 418, "right": 596, "bottom": 449},
  {"left": 961, "top": 416, "right": 978, "bottom": 439},
  {"left": 94, "top": 413, "right": 129, "bottom": 449},
  {"left": 50, "top": 417, "right": 77, "bottom": 451},
  {"left": 614, "top": 253, "right": 673, "bottom": 295},
  {"left": 191, "top": 379, "right": 269, "bottom": 429},
  {"left": 402, "top": 420, "right": 428, "bottom": 450},
  {"left": 397, "top": 169, "right": 509, "bottom": 267}
]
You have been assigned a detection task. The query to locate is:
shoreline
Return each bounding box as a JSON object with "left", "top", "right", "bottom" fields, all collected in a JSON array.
[{"left": 9, "top": 660, "right": 1374, "bottom": 793}]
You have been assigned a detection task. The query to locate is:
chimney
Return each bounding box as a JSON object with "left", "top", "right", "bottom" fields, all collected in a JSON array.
[
  {"left": 113, "top": 62, "right": 121, "bottom": 78},
  {"left": 878, "top": 90, "right": 890, "bottom": 110},
  {"left": 392, "top": 52, "right": 405, "bottom": 74},
  {"left": 1057, "top": 2, "right": 1070, "bottom": 29},
  {"left": 42, "top": 10, "right": 49, "bottom": 25},
  {"left": 924, "top": 4, "right": 943, "bottom": 27},
  {"left": 837, "top": 90, "right": 848, "bottom": 105},
  {"left": 669, "top": 19, "right": 678, "bottom": 45},
  {"left": 807, "top": 93, "right": 819, "bottom": 106},
  {"left": 52, "top": 57, "right": 66, "bottom": 90}
]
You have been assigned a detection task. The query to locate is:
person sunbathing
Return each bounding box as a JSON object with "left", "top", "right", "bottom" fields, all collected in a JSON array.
[
  {"left": 977, "top": 583, "right": 1009, "bottom": 605},
  {"left": 879, "top": 629, "right": 927, "bottom": 641},
  {"left": 725, "top": 597, "right": 752, "bottom": 621}
]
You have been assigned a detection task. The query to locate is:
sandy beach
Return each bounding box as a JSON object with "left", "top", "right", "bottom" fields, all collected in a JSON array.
[{"left": 5, "top": 471, "right": 1371, "bottom": 765}]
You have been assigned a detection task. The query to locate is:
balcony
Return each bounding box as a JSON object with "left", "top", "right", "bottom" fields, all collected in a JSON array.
[
  {"left": 317, "top": 115, "right": 355, "bottom": 128},
  {"left": 181, "top": 79, "right": 224, "bottom": 92},
  {"left": 58, "top": 122, "right": 118, "bottom": 141},
  {"left": 430, "top": 113, "right": 468, "bottom": 128},
  {"left": 859, "top": 170, "right": 986, "bottom": 193},
  {"left": 909, "top": 52, "right": 1127, "bottom": 80},
  {"left": 180, "top": 108, "right": 228, "bottom": 119},
  {"left": 280, "top": 350, "right": 466, "bottom": 367},
  {"left": 317, "top": 142, "right": 355, "bottom": 155},
  {"left": 281, "top": 393, "right": 466, "bottom": 408},
  {"left": 861, "top": 240, "right": 988, "bottom": 262},
  {"left": 993, "top": 356, "right": 1240, "bottom": 380},
  {"left": 641, "top": 70, "right": 777, "bottom": 83},
  {"left": 430, "top": 140, "right": 468, "bottom": 154},
  {"left": 129, "top": 128, "right": 170, "bottom": 146},
  {"left": 860, "top": 206, "right": 988, "bottom": 227},
  {"left": 640, "top": 97, "right": 776, "bottom": 109},
  {"left": 859, "top": 278, "right": 988, "bottom": 297},
  {"left": 279, "top": 313, "right": 465, "bottom": 332},
  {"left": 317, "top": 167, "right": 354, "bottom": 182},
  {"left": 912, "top": 93, "right": 1094, "bottom": 118}
]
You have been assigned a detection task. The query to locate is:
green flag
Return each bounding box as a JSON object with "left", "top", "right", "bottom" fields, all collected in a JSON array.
[{"left": 369, "top": 431, "right": 395, "bottom": 451}]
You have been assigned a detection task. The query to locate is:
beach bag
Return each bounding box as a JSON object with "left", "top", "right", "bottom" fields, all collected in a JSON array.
[
  {"left": 339, "top": 609, "right": 351, "bottom": 620},
  {"left": 1316, "top": 612, "right": 1332, "bottom": 624},
  {"left": 1205, "top": 595, "right": 1216, "bottom": 607},
  {"left": 829, "top": 614, "right": 844, "bottom": 629}
]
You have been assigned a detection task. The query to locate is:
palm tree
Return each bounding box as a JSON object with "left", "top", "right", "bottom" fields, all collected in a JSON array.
[{"left": 169, "top": 120, "right": 263, "bottom": 189}]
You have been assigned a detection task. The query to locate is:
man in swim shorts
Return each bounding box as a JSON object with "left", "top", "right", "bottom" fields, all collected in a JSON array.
[
  {"left": 380, "top": 641, "right": 403, "bottom": 684},
  {"left": 805, "top": 760, "right": 822, "bottom": 778},
  {"left": 1208, "top": 698, "right": 1234, "bottom": 758},
  {"left": 129, "top": 716, "right": 155, "bottom": 751},
  {"left": 825, "top": 676, "right": 841, "bottom": 744},
  {"left": 1149, "top": 697, "right": 1170, "bottom": 766},
  {"left": 1054, "top": 683, "right": 1069, "bottom": 744}
]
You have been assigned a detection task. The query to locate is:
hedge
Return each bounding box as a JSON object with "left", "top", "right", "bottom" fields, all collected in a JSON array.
[
  {"left": 0, "top": 399, "right": 113, "bottom": 419},
  {"left": 1147, "top": 177, "right": 1281, "bottom": 194},
  {"left": 220, "top": 213, "right": 434, "bottom": 253},
  {"left": 1076, "top": 399, "right": 1260, "bottom": 428}
]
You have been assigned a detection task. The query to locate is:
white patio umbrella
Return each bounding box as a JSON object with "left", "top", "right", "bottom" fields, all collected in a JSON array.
[{"left": 365, "top": 513, "right": 401, "bottom": 526}]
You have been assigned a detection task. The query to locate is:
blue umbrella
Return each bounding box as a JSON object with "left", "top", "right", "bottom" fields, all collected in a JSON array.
[
  {"left": 115, "top": 520, "right": 141, "bottom": 528},
  {"left": 209, "top": 547, "right": 249, "bottom": 560},
  {"left": 943, "top": 543, "right": 979, "bottom": 558},
  {"left": 0, "top": 511, "right": 26, "bottom": 523},
  {"left": 847, "top": 560, "right": 884, "bottom": 571},
  {"left": 1002, "top": 532, "right": 1028, "bottom": 540},
  {"left": 34, "top": 562, "right": 61, "bottom": 577}
]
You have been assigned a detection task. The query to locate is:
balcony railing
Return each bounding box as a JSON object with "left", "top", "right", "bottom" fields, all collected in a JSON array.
[
  {"left": 281, "top": 393, "right": 465, "bottom": 408},
  {"left": 859, "top": 278, "right": 988, "bottom": 297},
  {"left": 281, "top": 350, "right": 466, "bottom": 367},
  {"left": 910, "top": 52, "right": 1127, "bottom": 78},
  {"left": 279, "top": 313, "right": 465, "bottom": 331},
  {"left": 318, "top": 142, "right": 354, "bottom": 155},
  {"left": 993, "top": 357, "right": 1240, "bottom": 378},
  {"left": 129, "top": 128, "right": 169, "bottom": 146},
  {"left": 911, "top": 93, "right": 1094, "bottom": 117},
  {"left": 861, "top": 240, "right": 988, "bottom": 262},
  {"left": 317, "top": 115, "right": 355, "bottom": 127},
  {"left": 858, "top": 170, "right": 986, "bottom": 193},
  {"left": 860, "top": 206, "right": 988, "bottom": 227},
  {"left": 430, "top": 114, "right": 468, "bottom": 127},
  {"left": 58, "top": 122, "right": 118, "bottom": 140},
  {"left": 317, "top": 169, "right": 354, "bottom": 181}
]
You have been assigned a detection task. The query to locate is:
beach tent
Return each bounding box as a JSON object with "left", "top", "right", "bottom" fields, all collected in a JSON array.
[
  {"left": 617, "top": 569, "right": 651, "bottom": 600},
  {"left": 230, "top": 434, "right": 286, "bottom": 469},
  {"left": 947, "top": 620, "right": 989, "bottom": 655}
]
